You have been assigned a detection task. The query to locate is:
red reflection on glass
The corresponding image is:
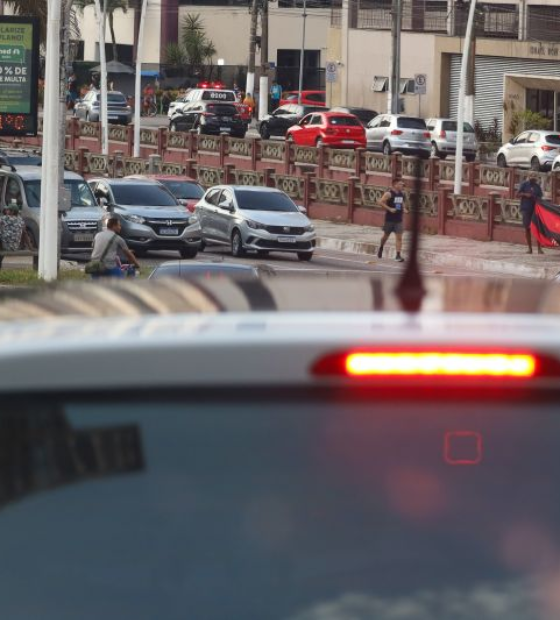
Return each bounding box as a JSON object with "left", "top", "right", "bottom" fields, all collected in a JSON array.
[{"left": 444, "top": 431, "right": 483, "bottom": 465}]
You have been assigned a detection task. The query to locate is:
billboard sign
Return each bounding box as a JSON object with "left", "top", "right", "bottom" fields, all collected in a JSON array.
[{"left": 0, "top": 16, "right": 40, "bottom": 137}]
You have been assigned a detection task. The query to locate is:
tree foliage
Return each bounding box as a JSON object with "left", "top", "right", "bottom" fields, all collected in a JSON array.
[{"left": 165, "top": 13, "right": 216, "bottom": 78}]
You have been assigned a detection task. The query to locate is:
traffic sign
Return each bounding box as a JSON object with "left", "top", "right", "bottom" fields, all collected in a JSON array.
[
  {"left": 414, "top": 73, "right": 427, "bottom": 95},
  {"left": 326, "top": 61, "right": 338, "bottom": 83}
]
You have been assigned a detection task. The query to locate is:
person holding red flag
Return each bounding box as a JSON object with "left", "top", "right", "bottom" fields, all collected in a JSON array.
[{"left": 517, "top": 172, "right": 543, "bottom": 254}]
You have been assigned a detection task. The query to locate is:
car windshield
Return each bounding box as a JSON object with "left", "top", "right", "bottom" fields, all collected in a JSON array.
[
  {"left": 235, "top": 190, "right": 299, "bottom": 212},
  {"left": 24, "top": 179, "right": 96, "bottom": 208},
  {"left": 159, "top": 180, "right": 204, "bottom": 200},
  {"left": 328, "top": 116, "right": 361, "bottom": 127},
  {"left": 545, "top": 135, "right": 560, "bottom": 145},
  {"left": 111, "top": 184, "right": 178, "bottom": 206},
  {"left": 442, "top": 121, "right": 474, "bottom": 133},
  {"left": 397, "top": 117, "right": 427, "bottom": 129},
  {"left": 3, "top": 395, "right": 560, "bottom": 619}
]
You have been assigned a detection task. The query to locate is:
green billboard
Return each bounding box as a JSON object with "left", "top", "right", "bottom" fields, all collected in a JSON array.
[{"left": 0, "top": 17, "right": 39, "bottom": 136}]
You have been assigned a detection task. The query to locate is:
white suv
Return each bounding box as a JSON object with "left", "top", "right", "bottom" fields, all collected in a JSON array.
[{"left": 168, "top": 88, "right": 237, "bottom": 119}]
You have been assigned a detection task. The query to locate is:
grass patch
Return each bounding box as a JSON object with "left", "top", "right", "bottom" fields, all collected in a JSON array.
[{"left": 0, "top": 268, "right": 87, "bottom": 286}]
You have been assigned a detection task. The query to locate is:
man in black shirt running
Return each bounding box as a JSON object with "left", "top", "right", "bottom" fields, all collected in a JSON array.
[{"left": 377, "top": 178, "right": 408, "bottom": 262}]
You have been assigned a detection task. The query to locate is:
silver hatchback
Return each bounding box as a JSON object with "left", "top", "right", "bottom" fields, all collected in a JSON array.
[
  {"left": 74, "top": 90, "right": 132, "bottom": 125},
  {"left": 497, "top": 130, "right": 560, "bottom": 171},
  {"left": 366, "top": 114, "right": 431, "bottom": 158},
  {"left": 195, "top": 186, "right": 316, "bottom": 261},
  {"left": 425, "top": 118, "right": 477, "bottom": 161}
]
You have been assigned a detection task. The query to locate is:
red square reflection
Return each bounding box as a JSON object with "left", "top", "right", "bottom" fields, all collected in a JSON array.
[{"left": 444, "top": 431, "right": 483, "bottom": 465}]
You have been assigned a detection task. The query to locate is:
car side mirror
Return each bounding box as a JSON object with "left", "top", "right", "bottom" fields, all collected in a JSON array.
[
  {"left": 98, "top": 196, "right": 108, "bottom": 207},
  {"left": 219, "top": 200, "right": 234, "bottom": 212},
  {"left": 297, "top": 205, "right": 307, "bottom": 215}
]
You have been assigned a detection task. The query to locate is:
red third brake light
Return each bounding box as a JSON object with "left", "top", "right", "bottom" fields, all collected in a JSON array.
[
  {"left": 345, "top": 352, "right": 536, "bottom": 377},
  {"left": 312, "top": 350, "right": 543, "bottom": 379}
]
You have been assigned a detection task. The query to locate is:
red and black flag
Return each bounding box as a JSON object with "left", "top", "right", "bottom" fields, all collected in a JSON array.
[{"left": 531, "top": 200, "right": 560, "bottom": 248}]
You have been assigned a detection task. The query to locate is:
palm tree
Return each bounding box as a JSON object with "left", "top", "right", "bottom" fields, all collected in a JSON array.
[{"left": 165, "top": 13, "right": 216, "bottom": 79}]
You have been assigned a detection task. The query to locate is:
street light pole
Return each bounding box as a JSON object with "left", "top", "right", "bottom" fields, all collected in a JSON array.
[
  {"left": 454, "top": 0, "right": 478, "bottom": 195},
  {"left": 297, "top": 0, "right": 307, "bottom": 105},
  {"left": 39, "top": 0, "right": 62, "bottom": 281},
  {"left": 133, "top": 0, "right": 148, "bottom": 157}
]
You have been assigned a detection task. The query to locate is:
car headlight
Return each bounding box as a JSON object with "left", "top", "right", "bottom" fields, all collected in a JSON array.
[
  {"left": 123, "top": 213, "right": 145, "bottom": 224},
  {"left": 304, "top": 224, "right": 315, "bottom": 232},
  {"left": 188, "top": 215, "right": 199, "bottom": 225},
  {"left": 246, "top": 219, "right": 266, "bottom": 230}
]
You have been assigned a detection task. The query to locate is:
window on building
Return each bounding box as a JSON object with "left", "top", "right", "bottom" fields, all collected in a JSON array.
[
  {"left": 399, "top": 78, "right": 415, "bottom": 94},
  {"left": 372, "top": 76, "right": 389, "bottom": 92},
  {"left": 528, "top": 6, "right": 560, "bottom": 42},
  {"left": 453, "top": 3, "right": 518, "bottom": 38},
  {"left": 356, "top": 0, "right": 392, "bottom": 30}
]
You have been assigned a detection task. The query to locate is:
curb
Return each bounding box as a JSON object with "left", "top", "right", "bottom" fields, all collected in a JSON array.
[{"left": 316, "top": 236, "right": 557, "bottom": 280}]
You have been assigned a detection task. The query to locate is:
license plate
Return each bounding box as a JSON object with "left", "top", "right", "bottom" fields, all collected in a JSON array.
[
  {"left": 159, "top": 227, "right": 179, "bottom": 236},
  {"left": 73, "top": 233, "right": 94, "bottom": 242},
  {"left": 278, "top": 236, "right": 296, "bottom": 244},
  {"left": 220, "top": 127, "right": 232, "bottom": 132}
]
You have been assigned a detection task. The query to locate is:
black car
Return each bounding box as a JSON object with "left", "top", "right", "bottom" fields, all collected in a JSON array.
[
  {"left": 330, "top": 106, "right": 378, "bottom": 126},
  {"left": 258, "top": 104, "right": 327, "bottom": 139},
  {"left": 169, "top": 101, "right": 248, "bottom": 138}
]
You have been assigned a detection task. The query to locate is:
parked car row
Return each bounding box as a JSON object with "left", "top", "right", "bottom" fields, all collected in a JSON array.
[{"left": 497, "top": 130, "right": 560, "bottom": 172}]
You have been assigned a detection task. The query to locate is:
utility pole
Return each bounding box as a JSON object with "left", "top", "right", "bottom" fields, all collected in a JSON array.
[
  {"left": 40, "top": 0, "right": 62, "bottom": 281},
  {"left": 297, "top": 0, "right": 307, "bottom": 105},
  {"left": 133, "top": 0, "right": 148, "bottom": 157},
  {"left": 389, "top": 0, "right": 402, "bottom": 113},
  {"left": 258, "top": 0, "right": 269, "bottom": 121},
  {"left": 454, "top": 0, "right": 477, "bottom": 195},
  {"left": 465, "top": 15, "right": 477, "bottom": 126},
  {"left": 246, "top": 0, "right": 258, "bottom": 99}
]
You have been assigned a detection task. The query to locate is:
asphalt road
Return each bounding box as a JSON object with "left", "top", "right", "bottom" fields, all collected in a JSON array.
[{"left": 139, "top": 245, "right": 492, "bottom": 278}]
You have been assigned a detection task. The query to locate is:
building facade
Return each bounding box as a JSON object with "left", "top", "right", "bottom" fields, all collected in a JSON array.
[{"left": 328, "top": 0, "right": 560, "bottom": 139}]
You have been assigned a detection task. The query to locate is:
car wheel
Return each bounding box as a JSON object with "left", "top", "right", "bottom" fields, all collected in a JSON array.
[
  {"left": 383, "top": 141, "right": 392, "bottom": 156},
  {"left": 231, "top": 230, "right": 245, "bottom": 257},
  {"left": 430, "top": 143, "right": 441, "bottom": 158},
  {"left": 260, "top": 123, "right": 270, "bottom": 140},
  {"left": 531, "top": 157, "right": 541, "bottom": 172},
  {"left": 180, "top": 246, "right": 198, "bottom": 259},
  {"left": 497, "top": 154, "right": 507, "bottom": 168},
  {"left": 297, "top": 252, "right": 313, "bottom": 262}
]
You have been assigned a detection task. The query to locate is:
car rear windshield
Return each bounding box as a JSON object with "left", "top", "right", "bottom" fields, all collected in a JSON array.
[
  {"left": 235, "top": 189, "right": 299, "bottom": 212},
  {"left": 107, "top": 93, "right": 127, "bottom": 104},
  {"left": 442, "top": 121, "right": 475, "bottom": 133},
  {"left": 397, "top": 117, "right": 427, "bottom": 129},
  {"left": 160, "top": 180, "right": 204, "bottom": 200},
  {"left": 24, "top": 179, "right": 97, "bottom": 208},
  {"left": 4, "top": 394, "right": 560, "bottom": 620},
  {"left": 545, "top": 135, "right": 560, "bottom": 145},
  {"left": 328, "top": 116, "right": 361, "bottom": 127},
  {"left": 206, "top": 104, "right": 238, "bottom": 116},
  {"left": 111, "top": 184, "right": 178, "bottom": 206},
  {"left": 201, "top": 91, "right": 236, "bottom": 102}
]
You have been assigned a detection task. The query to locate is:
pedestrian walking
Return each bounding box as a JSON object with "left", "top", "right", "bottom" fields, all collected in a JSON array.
[
  {"left": 87, "top": 217, "right": 140, "bottom": 278},
  {"left": 377, "top": 178, "right": 408, "bottom": 262},
  {"left": 270, "top": 80, "right": 282, "bottom": 110},
  {"left": 243, "top": 92, "right": 256, "bottom": 118},
  {"left": 517, "top": 171, "right": 544, "bottom": 254}
]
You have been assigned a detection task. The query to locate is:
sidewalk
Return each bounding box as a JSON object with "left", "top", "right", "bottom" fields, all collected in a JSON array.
[{"left": 314, "top": 220, "right": 560, "bottom": 279}]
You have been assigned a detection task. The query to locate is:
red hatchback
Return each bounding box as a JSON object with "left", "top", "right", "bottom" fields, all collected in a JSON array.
[
  {"left": 286, "top": 112, "right": 366, "bottom": 149},
  {"left": 279, "top": 90, "right": 326, "bottom": 106}
]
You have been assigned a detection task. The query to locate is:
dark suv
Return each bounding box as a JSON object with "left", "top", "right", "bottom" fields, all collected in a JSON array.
[
  {"left": 258, "top": 104, "right": 327, "bottom": 139},
  {"left": 169, "top": 101, "right": 248, "bottom": 138}
]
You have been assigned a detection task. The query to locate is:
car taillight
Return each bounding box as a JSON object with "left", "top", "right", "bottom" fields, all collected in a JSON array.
[
  {"left": 424, "top": 132, "right": 431, "bottom": 138},
  {"left": 391, "top": 129, "right": 403, "bottom": 136},
  {"left": 309, "top": 350, "right": 559, "bottom": 380},
  {"left": 201, "top": 112, "right": 215, "bottom": 118},
  {"left": 325, "top": 127, "right": 336, "bottom": 135},
  {"left": 439, "top": 130, "right": 446, "bottom": 138},
  {"left": 541, "top": 145, "right": 556, "bottom": 151}
]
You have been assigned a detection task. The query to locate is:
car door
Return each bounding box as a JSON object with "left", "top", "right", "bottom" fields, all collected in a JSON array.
[
  {"left": 291, "top": 114, "right": 312, "bottom": 145},
  {"left": 508, "top": 132, "right": 529, "bottom": 165},
  {"left": 366, "top": 115, "right": 384, "bottom": 151},
  {"left": 214, "top": 188, "right": 235, "bottom": 242},
  {"left": 196, "top": 187, "right": 222, "bottom": 242},
  {"left": 269, "top": 106, "right": 291, "bottom": 135},
  {"left": 306, "top": 114, "right": 324, "bottom": 146}
]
